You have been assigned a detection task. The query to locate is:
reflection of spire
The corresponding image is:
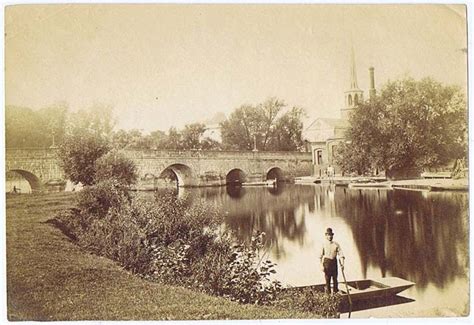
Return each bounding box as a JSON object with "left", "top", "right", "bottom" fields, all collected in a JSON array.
[{"left": 350, "top": 46, "right": 360, "bottom": 90}]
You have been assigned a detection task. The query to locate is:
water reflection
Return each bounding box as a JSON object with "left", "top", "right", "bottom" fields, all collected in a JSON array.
[
  {"left": 226, "top": 185, "right": 246, "bottom": 198},
  {"left": 154, "top": 184, "right": 469, "bottom": 314},
  {"left": 178, "top": 185, "right": 314, "bottom": 258},
  {"left": 335, "top": 188, "right": 468, "bottom": 289}
]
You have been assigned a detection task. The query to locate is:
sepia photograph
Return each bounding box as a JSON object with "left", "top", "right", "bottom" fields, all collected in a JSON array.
[{"left": 4, "top": 3, "right": 470, "bottom": 322}]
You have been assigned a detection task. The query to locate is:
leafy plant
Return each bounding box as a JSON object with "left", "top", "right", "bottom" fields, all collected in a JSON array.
[
  {"left": 274, "top": 287, "right": 342, "bottom": 318},
  {"left": 57, "top": 132, "right": 111, "bottom": 185},
  {"left": 94, "top": 150, "right": 138, "bottom": 186},
  {"left": 76, "top": 180, "right": 130, "bottom": 219},
  {"left": 335, "top": 77, "right": 467, "bottom": 175},
  {"left": 220, "top": 231, "right": 282, "bottom": 304}
]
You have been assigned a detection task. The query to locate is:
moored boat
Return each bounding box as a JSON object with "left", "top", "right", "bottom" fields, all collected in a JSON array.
[
  {"left": 242, "top": 179, "right": 277, "bottom": 187},
  {"left": 348, "top": 182, "right": 391, "bottom": 189},
  {"left": 285, "top": 277, "right": 415, "bottom": 303}
]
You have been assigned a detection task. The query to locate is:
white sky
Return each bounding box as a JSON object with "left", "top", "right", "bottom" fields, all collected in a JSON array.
[{"left": 5, "top": 4, "right": 468, "bottom": 132}]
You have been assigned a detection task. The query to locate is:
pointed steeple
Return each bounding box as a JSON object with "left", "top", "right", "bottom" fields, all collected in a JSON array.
[
  {"left": 341, "top": 46, "right": 364, "bottom": 120},
  {"left": 349, "top": 46, "right": 360, "bottom": 90}
]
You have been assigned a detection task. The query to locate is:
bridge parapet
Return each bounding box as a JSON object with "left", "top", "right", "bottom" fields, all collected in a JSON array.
[
  {"left": 6, "top": 148, "right": 58, "bottom": 159},
  {"left": 122, "top": 149, "right": 312, "bottom": 160},
  {"left": 6, "top": 147, "right": 313, "bottom": 190}
]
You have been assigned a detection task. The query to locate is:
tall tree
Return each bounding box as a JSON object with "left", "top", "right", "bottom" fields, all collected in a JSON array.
[
  {"left": 58, "top": 132, "right": 111, "bottom": 185},
  {"left": 335, "top": 77, "right": 467, "bottom": 175},
  {"left": 6, "top": 103, "right": 69, "bottom": 148},
  {"left": 257, "top": 98, "right": 285, "bottom": 149},
  {"left": 37, "top": 102, "right": 68, "bottom": 147},
  {"left": 59, "top": 104, "right": 116, "bottom": 185},
  {"left": 163, "top": 127, "right": 183, "bottom": 150},
  {"left": 6, "top": 106, "right": 43, "bottom": 148},
  {"left": 66, "top": 104, "right": 115, "bottom": 138},
  {"left": 220, "top": 104, "right": 258, "bottom": 150},
  {"left": 181, "top": 123, "right": 206, "bottom": 149},
  {"left": 269, "top": 106, "right": 306, "bottom": 151},
  {"left": 220, "top": 97, "right": 304, "bottom": 151},
  {"left": 149, "top": 130, "right": 168, "bottom": 149}
]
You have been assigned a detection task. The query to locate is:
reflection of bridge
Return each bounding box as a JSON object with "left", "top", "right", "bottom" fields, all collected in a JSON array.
[{"left": 6, "top": 148, "right": 312, "bottom": 191}]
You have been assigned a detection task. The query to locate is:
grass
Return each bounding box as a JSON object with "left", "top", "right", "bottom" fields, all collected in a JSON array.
[{"left": 6, "top": 192, "right": 320, "bottom": 320}]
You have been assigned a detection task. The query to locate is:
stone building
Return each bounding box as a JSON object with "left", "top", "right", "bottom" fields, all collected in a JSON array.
[{"left": 304, "top": 49, "right": 376, "bottom": 177}]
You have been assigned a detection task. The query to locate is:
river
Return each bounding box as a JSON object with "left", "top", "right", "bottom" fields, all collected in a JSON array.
[{"left": 175, "top": 183, "right": 469, "bottom": 318}]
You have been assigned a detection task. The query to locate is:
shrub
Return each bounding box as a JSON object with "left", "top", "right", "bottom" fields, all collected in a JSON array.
[
  {"left": 57, "top": 132, "right": 111, "bottom": 185},
  {"left": 76, "top": 202, "right": 152, "bottom": 273},
  {"left": 190, "top": 231, "right": 282, "bottom": 305},
  {"left": 274, "top": 287, "right": 342, "bottom": 318},
  {"left": 53, "top": 192, "right": 287, "bottom": 307},
  {"left": 220, "top": 231, "right": 281, "bottom": 304},
  {"left": 95, "top": 151, "right": 137, "bottom": 186},
  {"left": 76, "top": 180, "right": 131, "bottom": 219}
]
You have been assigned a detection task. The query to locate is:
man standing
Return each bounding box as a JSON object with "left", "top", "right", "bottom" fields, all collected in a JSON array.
[
  {"left": 320, "top": 228, "right": 344, "bottom": 293},
  {"left": 327, "top": 165, "right": 335, "bottom": 183}
]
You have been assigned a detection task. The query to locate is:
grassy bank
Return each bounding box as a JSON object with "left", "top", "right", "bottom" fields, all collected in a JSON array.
[{"left": 6, "top": 192, "right": 319, "bottom": 320}]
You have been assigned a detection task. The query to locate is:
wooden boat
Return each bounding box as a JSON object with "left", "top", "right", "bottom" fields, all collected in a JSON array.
[
  {"left": 242, "top": 179, "right": 276, "bottom": 187},
  {"left": 348, "top": 182, "right": 391, "bottom": 189},
  {"left": 286, "top": 277, "right": 415, "bottom": 303}
]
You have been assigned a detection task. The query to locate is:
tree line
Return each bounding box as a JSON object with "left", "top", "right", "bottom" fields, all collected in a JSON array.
[
  {"left": 6, "top": 76, "right": 466, "bottom": 174},
  {"left": 334, "top": 77, "right": 467, "bottom": 175},
  {"left": 6, "top": 97, "right": 306, "bottom": 152}
]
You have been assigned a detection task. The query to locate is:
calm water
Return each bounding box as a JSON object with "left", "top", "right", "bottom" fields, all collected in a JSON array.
[{"left": 176, "top": 184, "right": 469, "bottom": 317}]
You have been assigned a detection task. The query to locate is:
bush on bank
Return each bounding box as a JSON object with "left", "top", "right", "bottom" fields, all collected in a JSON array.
[
  {"left": 53, "top": 181, "right": 341, "bottom": 316},
  {"left": 274, "top": 287, "right": 342, "bottom": 318},
  {"left": 54, "top": 183, "right": 282, "bottom": 305}
]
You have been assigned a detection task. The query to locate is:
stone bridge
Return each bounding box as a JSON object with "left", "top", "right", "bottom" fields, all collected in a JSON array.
[{"left": 6, "top": 148, "right": 313, "bottom": 191}]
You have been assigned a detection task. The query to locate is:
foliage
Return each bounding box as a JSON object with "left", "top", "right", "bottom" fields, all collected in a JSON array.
[
  {"left": 220, "top": 97, "right": 305, "bottom": 151},
  {"left": 57, "top": 104, "right": 123, "bottom": 185},
  {"left": 6, "top": 103, "right": 68, "bottom": 148},
  {"left": 163, "top": 127, "right": 183, "bottom": 150},
  {"left": 181, "top": 123, "right": 206, "bottom": 149},
  {"left": 269, "top": 106, "right": 306, "bottom": 151},
  {"left": 148, "top": 130, "right": 169, "bottom": 149},
  {"left": 66, "top": 104, "right": 115, "bottom": 138},
  {"left": 94, "top": 151, "right": 138, "bottom": 186},
  {"left": 53, "top": 190, "right": 286, "bottom": 307},
  {"left": 111, "top": 124, "right": 221, "bottom": 151},
  {"left": 335, "top": 77, "right": 467, "bottom": 174},
  {"left": 220, "top": 231, "right": 281, "bottom": 304},
  {"left": 274, "top": 287, "right": 341, "bottom": 318},
  {"left": 111, "top": 129, "right": 151, "bottom": 149},
  {"left": 76, "top": 180, "right": 131, "bottom": 219},
  {"left": 57, "top": 131, "right": 111, "bottom": 185},
  {"left": 9, "top": 192, "right": 320, "bottom": 320}
]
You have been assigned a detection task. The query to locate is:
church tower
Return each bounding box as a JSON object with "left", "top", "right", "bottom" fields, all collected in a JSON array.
[{"left": 341, "top": 47, "right": 364, "bottom": 120}]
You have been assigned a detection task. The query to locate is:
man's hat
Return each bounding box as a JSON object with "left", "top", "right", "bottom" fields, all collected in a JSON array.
[{"left": 325, "top": 228, "right": 334, "bottom": 235}]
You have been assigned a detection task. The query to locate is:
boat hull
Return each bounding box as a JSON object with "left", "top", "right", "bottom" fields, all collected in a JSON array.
[{"left": 285, "top": 277, "right": 415, "bottom": 303}]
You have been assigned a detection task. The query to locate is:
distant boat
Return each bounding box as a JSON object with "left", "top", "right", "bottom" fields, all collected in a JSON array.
[
  {"left": 242, "top": 179, "right": 277, "bottom": 187},
  {"left": 285, "top": 277, "right": 415, "bottom": 303},
  {"left": 348, "top": 183, "right": 391, "bottom": 189}
]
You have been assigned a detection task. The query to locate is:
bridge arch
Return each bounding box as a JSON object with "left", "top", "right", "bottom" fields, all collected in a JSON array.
[
  {"left": 7, "top": 169, "right": 41, "bottom": 192},
  {"left": 159, "top": 164, "right": 194, "bottom": 187},
  {"left": 266, "top": 167, "right": 285, "bottom": 182},
  {"left": 226, "top": 169, "right": 247, "bottom": 185}
]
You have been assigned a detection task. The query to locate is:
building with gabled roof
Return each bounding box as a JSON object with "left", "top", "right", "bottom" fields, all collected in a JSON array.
[{"left": 303, "top": 48, "right": 376, "bottom": 177}]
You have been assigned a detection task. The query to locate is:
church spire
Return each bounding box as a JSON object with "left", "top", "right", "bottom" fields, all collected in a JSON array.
[
  {"left": 349, "top": 46, "right": 360, "bottom": 90},
  {"left": 341, "top": 46, "right": 364, "bottom": 120}
]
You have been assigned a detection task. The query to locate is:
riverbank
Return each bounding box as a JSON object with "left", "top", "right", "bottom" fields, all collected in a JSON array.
[
  {"left": 5, "top": 192, "right": 318, "bottom": 321},
  {"left": 295, "top": 176, "right": 468, "bottom": 191}
]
